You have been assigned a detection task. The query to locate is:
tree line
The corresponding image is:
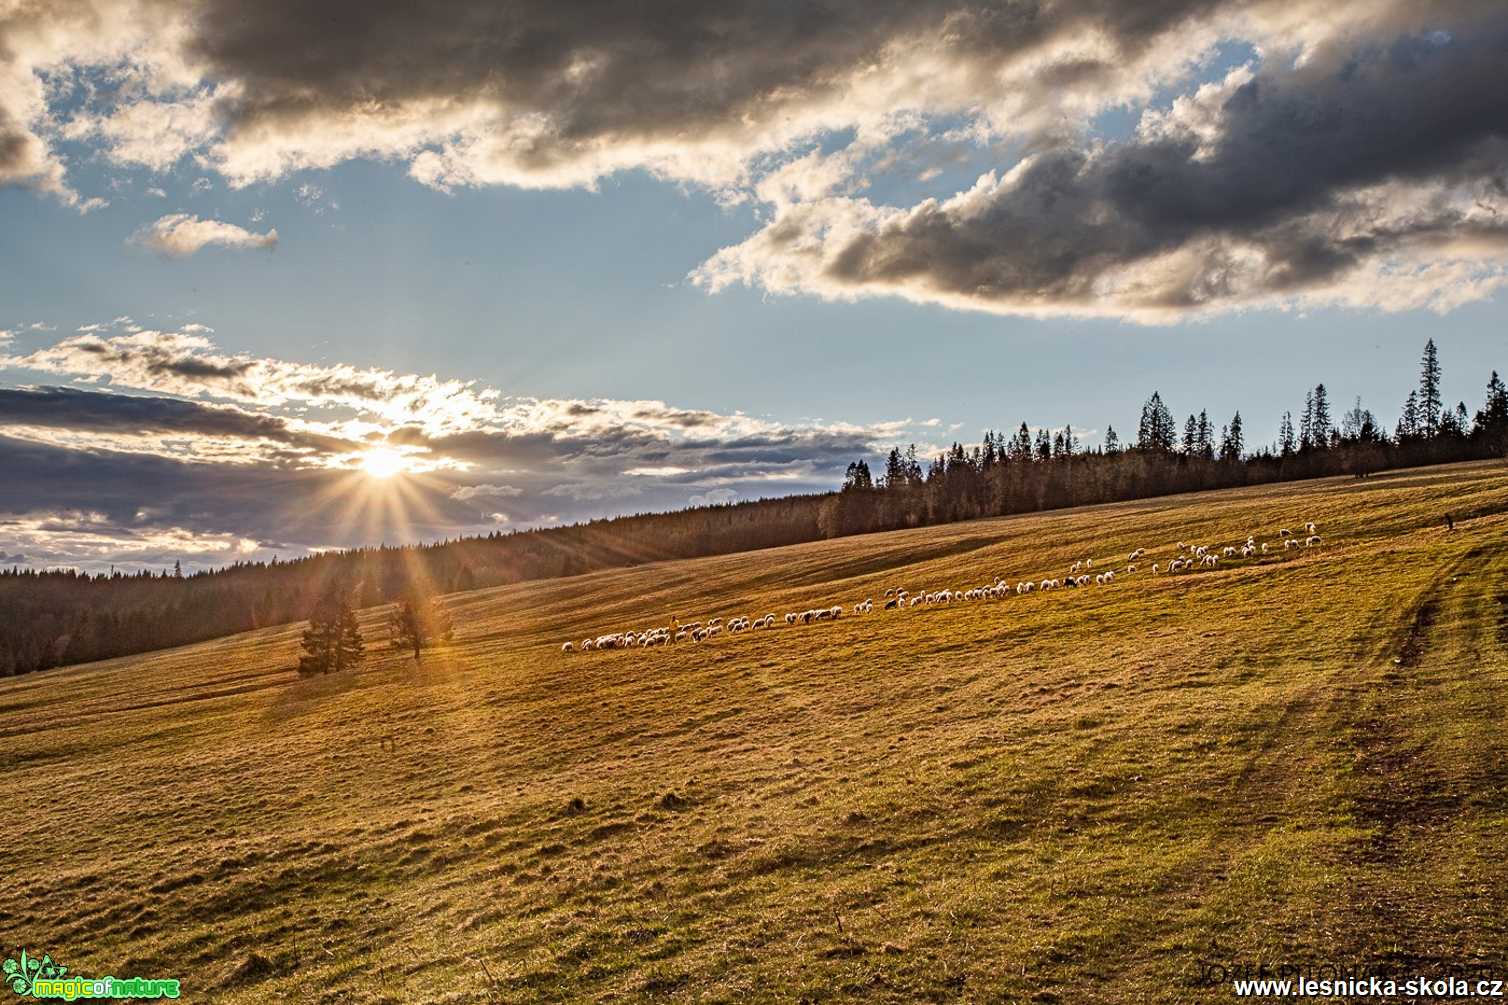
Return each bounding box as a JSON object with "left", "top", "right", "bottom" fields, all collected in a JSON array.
[{"left": 2, "top": 339, "right": 1504, "bottom": 677}]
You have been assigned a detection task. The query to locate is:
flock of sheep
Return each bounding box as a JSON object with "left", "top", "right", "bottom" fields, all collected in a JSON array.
[{"left": 560, "top": 521, "right": 1322, "bottom": 654}]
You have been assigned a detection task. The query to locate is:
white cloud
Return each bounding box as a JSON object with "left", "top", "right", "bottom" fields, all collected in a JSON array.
[
  {"left": 129, "top": 214, "right": 279, "bottom": 257},
  {"left": 449, "top": 483, "right": 523, "bottom": 500}
]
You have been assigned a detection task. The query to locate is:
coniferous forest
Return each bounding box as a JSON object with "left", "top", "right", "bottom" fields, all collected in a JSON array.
[{"left": 3, "top": 341, "right": 1505, "bottom": 677}]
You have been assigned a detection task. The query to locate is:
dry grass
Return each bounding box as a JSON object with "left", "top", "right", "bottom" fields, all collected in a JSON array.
[{"left": 3, "top": 460, "right": 1508, "bottom": 1002}]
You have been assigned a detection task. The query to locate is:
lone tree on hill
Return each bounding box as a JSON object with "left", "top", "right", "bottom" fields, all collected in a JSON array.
[
  {"left": 388, "top": 587, "right": 454, "bottom": 660},
  {"left": 298, "top": 584, "right": 365, "bottom": 675}
]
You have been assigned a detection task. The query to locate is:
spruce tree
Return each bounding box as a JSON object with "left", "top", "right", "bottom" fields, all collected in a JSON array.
[
  {"left": 1220, "top": 411, "right": 1244, "bottom": 462},
  {"left": 1104, "top": 425, "right": 1120, "bottom": 455},
  {"left": 1196, "top": 409, "right": 1214, "bottom": 459},
  {"left": 1312, "top": 384, "right": 1332, "bottom": 447},
  {"left": 388, "top": 588, "right": 454, "bottom": 661},
  {"left": 1138, "top": 392, "right": 1175, "bottom": 452},
  {"left": 1473, "top": 371, "right": 1507, "bottom": 443},
  {"left": 1398, "top": 389, "right": 1420, "bottom": 440},
  {"left": 1182, "top": 414, "right": 1198, "bottom": 455},
  {"left": 299, "top": 586, "right": 365, "bottom": 675},
  {"left": 1419, "top": 338, "right": 1442, "bottom": 438},
  {"left": 1278, "top": 411, "right": 1296, "bottom": 456}
]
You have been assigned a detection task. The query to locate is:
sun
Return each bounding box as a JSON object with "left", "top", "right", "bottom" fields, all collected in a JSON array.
[{"left": 360, "top": 447, "right": 408, "bottom": 479}]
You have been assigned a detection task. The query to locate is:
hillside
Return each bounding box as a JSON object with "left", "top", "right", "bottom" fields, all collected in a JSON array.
[{"left": 3, "top": 460, "right": 1507, "bottom": 1002}]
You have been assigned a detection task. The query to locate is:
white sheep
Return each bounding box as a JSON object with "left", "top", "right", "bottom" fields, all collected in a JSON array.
[
  {"left": 561, "top": 641, "right": 574, "bottom": 653},
  {"left": 1304, "top": 521, "right": 1317, "bottom": 534},
  {"left": 1305, "top": 534, "right": 1321, "bottom": 547},
  {"left": 1280, "top": 528, "right": 1293, "bottom": 537}
]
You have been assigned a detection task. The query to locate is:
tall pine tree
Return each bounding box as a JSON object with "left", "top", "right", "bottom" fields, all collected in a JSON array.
[
  {"left": 1419, "top": 338, "right": 1442, "bottom": 438},
  {"left": 1312, "top": 384, "right": 1332, "bottom": 447}
]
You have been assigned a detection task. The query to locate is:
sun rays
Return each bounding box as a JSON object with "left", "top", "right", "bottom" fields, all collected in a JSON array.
[{"left": 359, "top": 447, "right": 409, "bottom": 479}]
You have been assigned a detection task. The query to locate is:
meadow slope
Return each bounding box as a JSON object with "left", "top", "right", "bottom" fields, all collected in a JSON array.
[{"left": 3, "top": 461, "right": 1508, "bottom": 1003}]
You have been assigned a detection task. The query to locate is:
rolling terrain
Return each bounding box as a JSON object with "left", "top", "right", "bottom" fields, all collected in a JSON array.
[{"left": 3, "top": 460, "right": 1508, "bottom": 1002}]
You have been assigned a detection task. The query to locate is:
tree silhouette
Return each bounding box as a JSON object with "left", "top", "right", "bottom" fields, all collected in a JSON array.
[
  {"left": 298, "top": 585, "right": 365, "bottom": 675},
  {"left": 1419, "top": 339, "right": 1442, "bottom": 438},
  {"left": 1398, "top": 389, "right": 1420, "bottom": 440},
  {"left": 1138, "top": 392, "right": 1176, "bottom": 452},
  {"left": 1311, "top": 384, "right": 1332, "bottom": 447},
  {"left": 1220, "top": 411, "right": 1244, "bottom": 462},
  {"left": 388, "top": 588, "right": 454, "bottom": 661}
]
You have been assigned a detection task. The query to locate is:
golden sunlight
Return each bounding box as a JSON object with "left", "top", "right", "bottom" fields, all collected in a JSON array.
[{"left": 360, "top": 447, "right": 408, "bottom": 479}]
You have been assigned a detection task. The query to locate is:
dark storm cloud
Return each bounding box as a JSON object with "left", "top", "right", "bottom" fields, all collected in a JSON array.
[{"left": 699, "top": 11, "right": 1508, "bottom": 317}]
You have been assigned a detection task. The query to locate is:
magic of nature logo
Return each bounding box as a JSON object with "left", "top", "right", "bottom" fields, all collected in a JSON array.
[{"left": 3, "top": 949, "right": 180, "bottom": 1000}]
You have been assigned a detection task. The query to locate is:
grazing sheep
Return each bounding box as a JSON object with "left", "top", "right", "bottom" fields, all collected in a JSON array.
[
  {"left": 1305, "top": 535, "right": 1321, "bottom": 547},
  {"left": 1285, "top": 538, "right": 1299, "bottom": 550},
  {"left": 1280, "top": 528, "right": 1293, "bottom": 537},
  {"left": 1127, "top": 564, "right": 1137, "bottom": 573},
  {"left": 561, "top": 642, "right": 574, "bottom": 653},
  {"left": 1305, "top": 521, "right": 1317, "bottom": 534},
  {"left": 883, "top": 597, "right": 899, "bottom": 610}
]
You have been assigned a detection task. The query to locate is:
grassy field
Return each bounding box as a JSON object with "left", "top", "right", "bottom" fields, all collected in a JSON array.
[{"left": 3, "top": 460, "right": 1508, "bottom": 1003}]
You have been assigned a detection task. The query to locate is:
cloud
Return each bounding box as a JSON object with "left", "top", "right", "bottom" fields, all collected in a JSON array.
[
  {"left": 4, "top": 323, "right": 497, "bottom": 434},
  {"left": 694, "top": 21, "right": 1508, "bottom": 321},
  {"left": 689, "top": 488, "right": 737, "bottom": 507},
  {"left": 0, "top": 384, "right": 359, "bottom": 462},
  {"left": 0, "top": 1, "right": 1502, "bottom": 318},
  {"left": 130, "top": 213, "right": 279, "bottom": 257},
  {"left": 0, "top": 324, "right": 953, "bottom": 570},
  {"left": 449, "top": 482, "right": 522, "bottom": 500}
]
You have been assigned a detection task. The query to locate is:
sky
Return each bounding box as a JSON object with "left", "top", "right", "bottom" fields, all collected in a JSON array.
[{"left": 1, "top": 0, "right": 1506, "bottom": 573}]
